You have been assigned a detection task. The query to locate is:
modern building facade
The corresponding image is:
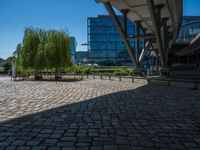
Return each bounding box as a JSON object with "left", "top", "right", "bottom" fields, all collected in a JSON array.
[
  {"left": 176, "top": 16, "right": 200, "bottom": 44},
  {"left": 70, "top": 37, "right": 77, "bottom": 64},
  {"left": 87, "top": 15, "right": 200, "bottom": 68},
  {"left": 173, "top": 16, "right": 200, "bottom": 68},
  {"left": 87, "top": 15, "right": 147, "bottom": 66},
  {"left": 75, "top": 51, "right": 89, "bottom": 64}
]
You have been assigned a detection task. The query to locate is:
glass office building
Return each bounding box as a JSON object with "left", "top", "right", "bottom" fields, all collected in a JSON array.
[
  {"left": 87, "top": 15, "right": 145, "bottom": 66},
  {"left": 176, "top": 16, "right": 200, "bottom": 44},
  {"left": 70, "top": 37, "right": 77, "bottom": 64},
  {"left": 87, "top": 16, "right": 200, "bottom": 67}
]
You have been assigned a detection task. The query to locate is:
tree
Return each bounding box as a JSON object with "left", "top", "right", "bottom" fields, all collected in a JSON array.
[
  {"left": 21, "top": 27, "right": 40, "bottom": 70},
  {"left": 2, "top": 57, "right": 13, "bottom": 72},
  {"left": 45, "top": 29, "right": 71, "bottom": 80},
  {"left": 13, "top": 43, "right": 22, "bottom": 73},
  {"left": 14, "top": 27, "right": 71, "bottom": 80}
]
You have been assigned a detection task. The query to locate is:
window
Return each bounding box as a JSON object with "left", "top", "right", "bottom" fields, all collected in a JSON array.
[
  {"left": 107, "top": 42, "right": 116, "bottom": 49},
  {"left": 117, "top": 42, "right": 125, "bottom": 49},
  {"left": 90, "top": 42, "right": 106, "bottom": 50}
]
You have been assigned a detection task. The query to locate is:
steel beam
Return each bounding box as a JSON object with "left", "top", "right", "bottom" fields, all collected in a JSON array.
[
  {"left": 147, "top": 0, "right": 165, "bottom": 67},
  {"left": 127, "top": 34, "right": 155, "bottom": 39},
  {"left": 135, "top": 21, "right": 140, "bottom": 63},
  {"left": 139, "top": 40, "right": 153, "bottom": 63},
  {"left": 104, "top": 2, "right": 138, "bottom": 67},
  {"left": 121, "top": 9, "right": 129, "bottom": 37},
  {"left": 151, "top": 45, "right": 160, "bottom": 59},
  {"left": 162, "top": 18, "right": 170, "bottom": 65}
]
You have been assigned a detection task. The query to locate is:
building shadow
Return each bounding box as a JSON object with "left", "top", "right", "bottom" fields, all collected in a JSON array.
[{"left": 0, "top": 84, "right": 200, "bottom": 149}]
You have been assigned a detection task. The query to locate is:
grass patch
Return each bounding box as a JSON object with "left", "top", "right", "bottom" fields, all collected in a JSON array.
[{"left": 0, "top": 67, "right": 5, "bottom": 72}]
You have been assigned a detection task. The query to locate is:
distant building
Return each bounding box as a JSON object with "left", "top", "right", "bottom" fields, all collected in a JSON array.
[
  {"left": 87, "top": 15, "right": 148, "bottom": 66},
  {"left": 170, "top": 16, "right": 200, "bottom": 68},
  {"left": 176, "top": 16, "right": 200, "bottom": 44},
  {"left": 75, "top": 51, "right": 89, "bottom": 64},
  {"left": 87, "top": 15, "right": 200, "bottom": 67},
  {"left": 70, "top": 37, "right": 77, "bottom": 64}
]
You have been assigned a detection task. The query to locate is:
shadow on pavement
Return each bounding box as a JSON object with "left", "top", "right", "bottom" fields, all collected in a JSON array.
[{"left": 0, "top": 84, "right": 200, "bottom": 149}]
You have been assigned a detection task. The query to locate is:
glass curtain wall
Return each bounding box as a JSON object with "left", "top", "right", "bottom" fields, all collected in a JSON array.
[
  {"left": 176, "top": 16, "right": 200, "bottom": 44},
  {"left": 88, "top": 15, "right": 144, "bottom": 66}
]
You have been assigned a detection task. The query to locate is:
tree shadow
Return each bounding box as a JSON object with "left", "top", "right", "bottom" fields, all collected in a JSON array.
[{"left": 0, "top": 84, "right": 200, "bottom": 149}]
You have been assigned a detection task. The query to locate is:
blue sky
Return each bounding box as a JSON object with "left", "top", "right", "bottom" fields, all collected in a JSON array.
[{"left": 0, "top": 0, "right": 200, "bottom": 59}]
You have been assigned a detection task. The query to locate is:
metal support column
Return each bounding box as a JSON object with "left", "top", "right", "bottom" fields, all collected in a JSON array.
[
  {"left": 104, "top": 2, "right": 138, "bottom": 67},
  {"left": 121, "top": 9, "right": 129, "bottom": 37},
  {"left": 139, "top": 40, "right": 153, "bottom": 63},
  {"left": 162, "top": 18, "right": 170, "bottom": 65},
  {"left": 135, "top": 21, "right": 140, "bottom": 63},
  {"left": 147, "top": 0, "right": 165, "bottom": 68}
]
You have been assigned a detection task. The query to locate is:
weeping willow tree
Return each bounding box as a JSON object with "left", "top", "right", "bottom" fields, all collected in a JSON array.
[
  {"left": 15, "top": 27, "right": 71, "bottom": 80},
  {"left": 21, "top": 27, "right": 40, "bottom": 70},
  {"left": 46, "top": 30, "right": 71, "bottom": 79},
  {"left": 13, "top": 43, "right": 22, "bottom": 73}
]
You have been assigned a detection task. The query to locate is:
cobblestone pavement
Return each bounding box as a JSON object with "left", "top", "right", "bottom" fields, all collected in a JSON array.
[{"left": 0, "top": 78, "right": 200, "bottom": 150}]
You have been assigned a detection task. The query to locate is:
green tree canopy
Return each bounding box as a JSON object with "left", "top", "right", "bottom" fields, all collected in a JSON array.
[{"left": 14, "top": 27, "right": 71, "bottom": 76}]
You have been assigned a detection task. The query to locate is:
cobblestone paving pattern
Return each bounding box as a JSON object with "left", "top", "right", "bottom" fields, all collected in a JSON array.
[{"left": 0, "top": 78, "right": 200, "bottom": 149}]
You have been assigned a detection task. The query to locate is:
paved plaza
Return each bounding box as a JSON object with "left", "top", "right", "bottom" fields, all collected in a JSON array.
[{"left": 0, "top": 77, "right": 200, "bottom": 149}]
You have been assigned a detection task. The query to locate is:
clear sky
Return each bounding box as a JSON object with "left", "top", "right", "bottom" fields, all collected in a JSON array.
[{"left": 0, "top": 0, "right": 200, "bottom": 59}]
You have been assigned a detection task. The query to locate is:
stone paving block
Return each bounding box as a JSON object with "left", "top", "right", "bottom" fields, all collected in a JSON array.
[
  {"left": 26, "top": 140, "right": 40, "bottom": 146},
  {"left": 12, "top": 140, "right": 26, "bottom": 146},
  {"left": 0, "top": 79, "right": 200, "bottom": 149},
  {"left": 76, "top": 142, "right": 91, "bottom": 147},
  {"left": 90, "top": 146, "right": 103, "bottom": 150},
  {"left": 104, "top": 145, "right": 118, "bottom": 150},
  {"left": 30, "top": 146, "right": 47, "bottom": 150},
  {"left": 40, "top": 129, "right": 54, "bottom": 134},
  {"left": 47, "top": 147, "right": 60, "bottom": 150},
  {"left": 60, "top": 137, "right": 77, "bottom": 142},
  {"left": 118, "top": 145, "right": 131, "bottom": 150},
  {"left": 57, "top": 142, "right": 74, "bottom": 147},
  {"left": 62, "top": 147, "right": 75, "bottom": 150},
  {"left": 17, "top": 146, "right": 31, "bottom": 150},
  {"left": 75, "top": 147, "right": 89, "bottom": 150},
  {"left": 78, "top": 137, "right": 92, "bottom": 143},
  {"left": 115, "top": 138, "right": 130, "bottom": 145},
  {"left": 4, "top": 146, "right": 17, "bottom": 150},
  {"left": 49, "top": 133, "right": 63, "bottom": 139}
]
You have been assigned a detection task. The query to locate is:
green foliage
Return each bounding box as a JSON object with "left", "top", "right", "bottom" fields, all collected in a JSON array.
[
  {"left": 14, "top": 27, "right": 71, "bottom": 75},
  {"left": 2, "top": 57, "right": 13, "bottom": 71},
  {"left": 13, "top": 44, "right": 22, "bottom": 72},
  {"left": 65, "top": 65, "right": 94, "bottom": 74},
  {"left": 0, "top": 67, "right": 5, "bottom": 72},
  {"left": 82, "top": 67, "right": 93, "bottom": 74},
  {"left": 112, "top": 67, "right": 132, "bottom": 76},
  {"left": 66, "top": 65, "right": 132, "bottom": 76}
]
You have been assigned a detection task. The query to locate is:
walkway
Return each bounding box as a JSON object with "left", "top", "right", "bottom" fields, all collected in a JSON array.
[{"left": 0, "top": 79, "right": 200, "bottom": 149}]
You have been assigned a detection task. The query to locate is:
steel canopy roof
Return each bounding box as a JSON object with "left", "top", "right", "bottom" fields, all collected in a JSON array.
[{"left": 96, "top": 0, "right": 182, "bottom": 45}]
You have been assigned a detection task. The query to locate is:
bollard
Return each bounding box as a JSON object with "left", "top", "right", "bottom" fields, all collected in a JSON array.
[
  {"left": 109, "top": 76, "right": 111, "bottom": 80},
  {"left": 93, "top": 75, "right": 95, "bottom": 79},
  {"left": 100, "top": 75, "right": 102, "bottom": 79},
  {"left": 132, "top": 77, "right": 134, "bottom": 83},
  {"left": 87, "top": 75, "right": 89, "bottom": 79},
  {"left": 119, "top": 77, "right": 121, "bottom": 82},
  {"left": 81, "top": 75, "right": 83, "bottom": 80}
]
